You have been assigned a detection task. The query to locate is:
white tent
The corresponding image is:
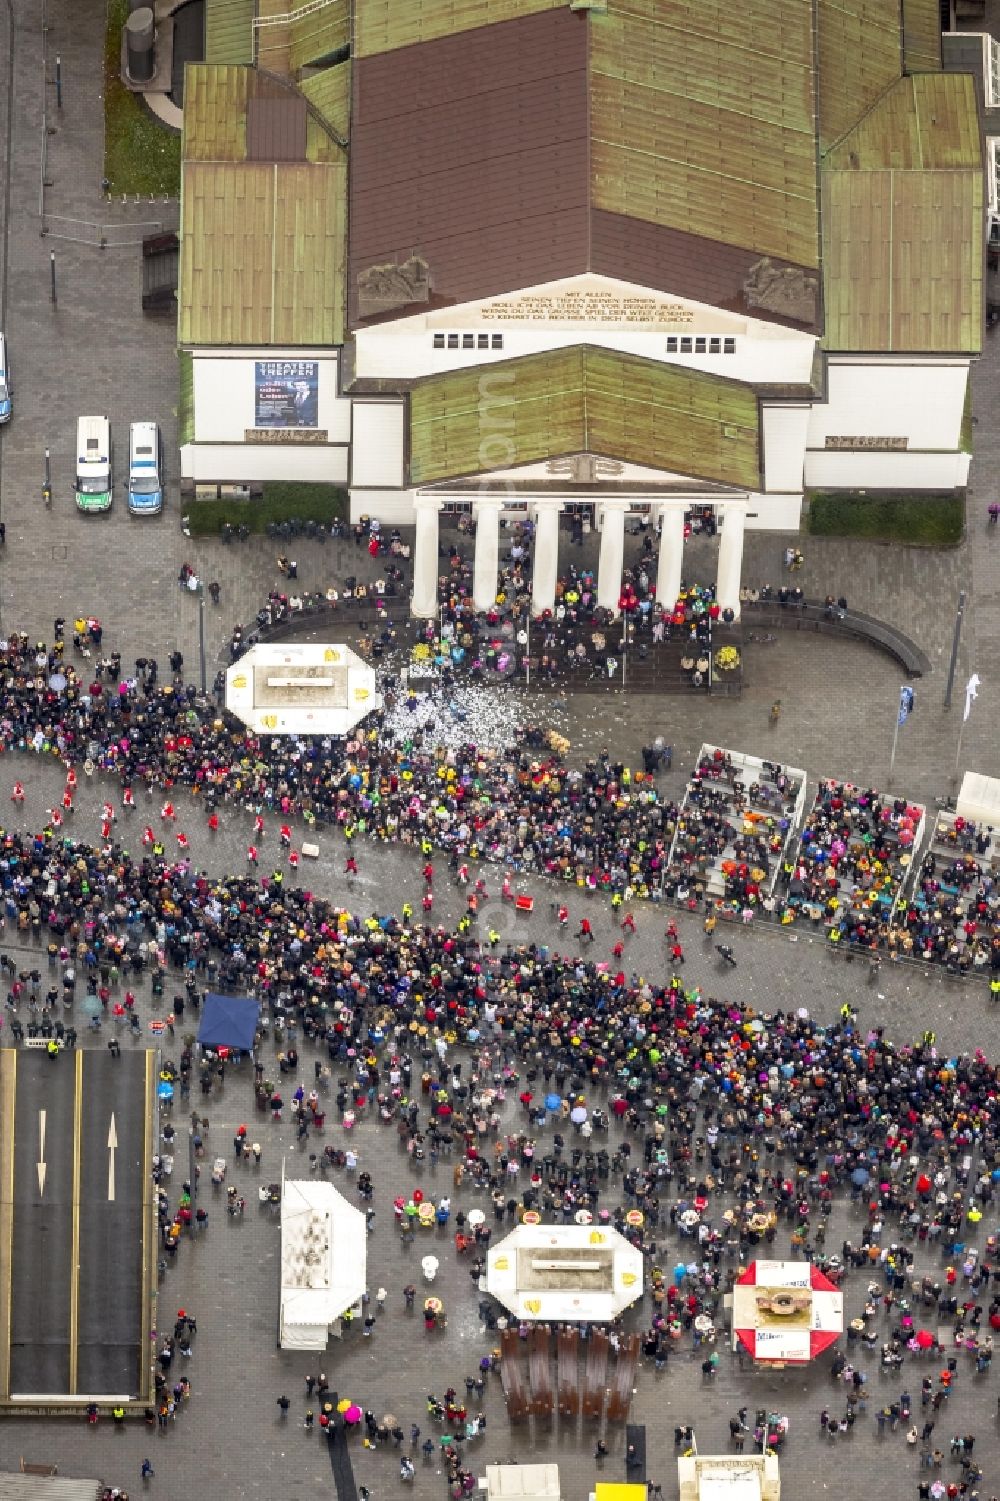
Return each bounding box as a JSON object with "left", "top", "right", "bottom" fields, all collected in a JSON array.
[
  {"left": 957, "top": 772, "right": 1000, "bottom": 829},
  {"left": 279, "top": 1179, "right": 367, "bottom": 1350},
  {"left": 226, "top": 642, "right": 380, "bottom": 737},
  {"left": 487, "top": 1223, "right": 643, "bottom": 1322},
  {"left": 678, "top": 1456, "right": 780, "bottom": 1501},
  {"left": 481, "top": 1466, "right": 561, "bottom": 1501}
]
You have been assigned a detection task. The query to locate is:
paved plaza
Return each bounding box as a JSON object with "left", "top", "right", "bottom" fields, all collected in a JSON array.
[{"left": 0, "top": 2, "right": 999, "bottom": 1500}]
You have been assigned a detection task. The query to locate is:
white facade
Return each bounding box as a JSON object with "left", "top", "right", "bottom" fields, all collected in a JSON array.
[
  {"left": 804, "top": 358, "right": 972, "bottom": 489},
  {"left": 353, "top": 273, "right": 817, "bottom": 388},
  {"left": 184, "top": 443, "right": 349, "bottom": 485},
  {"left": 351, "top": 401, "right": 406, "bottom": 488},
  {"left": 181, "top": 348, "right": 351, "bottom": 487},
  {"left": 180, "top": 289, "right": 973, "bottom": 629}
]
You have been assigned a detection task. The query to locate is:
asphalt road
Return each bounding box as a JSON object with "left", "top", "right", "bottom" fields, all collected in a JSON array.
[
  {"left": 76, "top": 1051, "right": 151, "bottom": 1397},
  {"left": 5, "top": 1049, "right": 152, "bottom": 1398},
  {"left": 8, "top": 1051, "right": 75, "bottom": 1396}
]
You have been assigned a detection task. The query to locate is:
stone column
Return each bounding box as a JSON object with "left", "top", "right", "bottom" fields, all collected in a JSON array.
[
  {"left": 596, "top": 499, "right": 629, "bottom": 615},
  {"left": 655, "top": 503, "right": 686, "bottom": 610},
  {"left": 715, "top": 501, "right": 746, "bottom": 620},
  {"left": 410, "top": 495, "right": 441, "bottom": 618},
  {"left": 472, "top": 498, "right": 503, "bottom": 612},
  {"left": 530, "top": 502, "right": 562, "bottom": 616}
]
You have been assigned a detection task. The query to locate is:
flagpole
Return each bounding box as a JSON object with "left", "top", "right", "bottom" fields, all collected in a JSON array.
[
  {"left": 954, "top": 706, "right": 968, "bottom": 784},
  {"left": 888, "top": 696, "right": 902, "bottom": 783}
]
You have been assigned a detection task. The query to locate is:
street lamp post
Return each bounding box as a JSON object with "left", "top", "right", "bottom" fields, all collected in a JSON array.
[{"left": 195, "top": 580, "right": 206, "bottom": 692}]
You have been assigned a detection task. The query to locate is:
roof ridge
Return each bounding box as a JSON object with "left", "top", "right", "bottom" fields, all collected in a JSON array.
[{"left": 821, "top": 75, "right": 908, "bottom": 165}]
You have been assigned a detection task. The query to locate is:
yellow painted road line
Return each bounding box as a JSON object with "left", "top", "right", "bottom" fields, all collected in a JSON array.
[
  {"left": 68, "top": 1048, "right": 83, "bottom": 1393},
  {"left": 0, "top": 1051, "right": 16, "bottom": 1398}
]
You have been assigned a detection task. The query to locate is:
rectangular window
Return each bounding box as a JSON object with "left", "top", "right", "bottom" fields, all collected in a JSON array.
[
  {"left": 991, "top": 38, "right": 1000, "bottom": 107},
  {"left": 723, "top": 337, "right": 736, "bottom": 354},
  {"left": 433, "top": 333, "right": 445, "bottom": 349},
  {"left": 666, "top": 336, "right": 678, "bottom": 352},
  {"left": 447, "top": 334, "right": 459, "bottom": 349},
  {"left": 694, "top": 337, "right": 707, "bottom": 353},
  {"left": 709, "top": 337, "right": 721, "bottom": 353},
  {"left": 680, "top": 337, "right": 692, "bottom": 353},
  {"left": 491, "top": 334, "right": 503, "bottom": 349},
  {"left": 477, "top": 333, "right": 489, "bottom": 348},
  {"left": 462, "top": 334, "right": 474, "bottom": 349}
]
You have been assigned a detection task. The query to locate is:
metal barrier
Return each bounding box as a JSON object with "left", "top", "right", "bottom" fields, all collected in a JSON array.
[{"left": 41, "top": 214, "right": 167, "bottom": 247}]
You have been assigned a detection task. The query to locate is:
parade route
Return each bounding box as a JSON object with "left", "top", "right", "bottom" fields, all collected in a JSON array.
[{"left": 0, "top": 1049, "right": 155, "bottom": 1403}]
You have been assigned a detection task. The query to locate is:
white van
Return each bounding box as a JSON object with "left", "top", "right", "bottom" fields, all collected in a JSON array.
[
  {"left": 75, "top": 416, "right": 113, "bottom": 513},
  {"left": 127, "top": 420, "right": 163, "bottom": 515},
  {"left": 0, "top": 333, "right": 10, "bottom": 423}
]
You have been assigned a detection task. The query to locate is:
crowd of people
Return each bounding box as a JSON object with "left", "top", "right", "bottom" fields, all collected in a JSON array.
[
  {"left": 8, "top": 817, "right": 992, "bottom": 1493},
  {"left": 0, "top": 616, "right": 993, "bottom": 980},
  {"left": 662, "top": 749, "right": 802, "bottom": 909}
]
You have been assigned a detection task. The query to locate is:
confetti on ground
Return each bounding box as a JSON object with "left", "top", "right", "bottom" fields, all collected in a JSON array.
[{"left": 382, "top": 680, "right": 571, "bottom": 751}]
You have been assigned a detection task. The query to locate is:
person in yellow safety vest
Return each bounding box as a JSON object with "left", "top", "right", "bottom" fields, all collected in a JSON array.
[
  {"left": 46, "top": 1038, "right": 59, "bottom": 1059},
  {"left": 990, "top": 976, "right": 1000, "bottom": 1003},
  {"left": 402, "top": 903, "right": 413, "bottom": 923},
  {"left": 488, "top": 929, "right": 500, "bottom": 949}
]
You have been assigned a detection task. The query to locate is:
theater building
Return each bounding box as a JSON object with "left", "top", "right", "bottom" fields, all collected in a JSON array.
[{"left": 179, "top": 0, "right": 983, "bottom": 616}]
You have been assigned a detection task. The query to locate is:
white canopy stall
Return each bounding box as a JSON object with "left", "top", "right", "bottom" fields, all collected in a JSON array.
[
  {"left": 226, "top": 643, "right": 380, "bottom": 736},
  {"left": 486, "top": 1223, "right": 643, "bottom": 1323},
  {"left": 678, "top": 1456, "right": 780, "bottom": 1501},
  {"left": 279, "top": 1179, "right": 367, "bottom": 1350},
  {"left": 479, "top": 1466, "right": 562, "bottom": 1501},
  {"left": 957, "top": 772, "right": 1000, "bottom": 828}
]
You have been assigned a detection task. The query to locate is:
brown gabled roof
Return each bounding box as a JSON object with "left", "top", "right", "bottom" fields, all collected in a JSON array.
[
  {"left": 348, "top": 4, "right": 825, "bottom": 334},
  {"left": 349, "top": 8, "right": 590, "bottom": 326}
]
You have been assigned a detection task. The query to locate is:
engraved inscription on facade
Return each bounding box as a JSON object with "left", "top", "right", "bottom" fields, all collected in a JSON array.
[
  {"left": 480, "top": 293, "right": 696, "bottom": 325},
  {"left": 824, "top": 436, "right": 908, "bottom": 451}
]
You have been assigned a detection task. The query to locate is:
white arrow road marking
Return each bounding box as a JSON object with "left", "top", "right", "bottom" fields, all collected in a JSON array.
[
  {"left": 107, "top": 1113, "right": 117, "bottom": 1202},
  {"left": 37, "top": 1109, "right": 46, "bottom": 1195}
]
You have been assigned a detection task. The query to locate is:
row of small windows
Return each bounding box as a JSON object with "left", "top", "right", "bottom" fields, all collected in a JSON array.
[
  {"left": 432, "top": 332, "right": 504, "bottom": 350},
  {"left": 666, "top": 336, "right": 737, "bottom": 355},
  {"left": 429, "top": 331, "right": 735, "bottom": 355}
]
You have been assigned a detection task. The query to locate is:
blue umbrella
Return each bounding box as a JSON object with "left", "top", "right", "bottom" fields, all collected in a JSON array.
[
  {"left": 544, "top": 1093, "right": 561, "bottom": 1112},
  {"left": 158, "top": 1081, "right": 174, "bottom": 1100},
  {"left": 851, "top": 1167, "right": 870, "bottom": 1187}
]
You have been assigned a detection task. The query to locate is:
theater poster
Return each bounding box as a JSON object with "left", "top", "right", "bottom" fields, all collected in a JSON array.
[{"left": 254, "top": 360, "right": 319, "bottom": 428}]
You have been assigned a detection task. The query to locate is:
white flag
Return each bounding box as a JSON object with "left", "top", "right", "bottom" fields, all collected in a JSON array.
[{"left": 964, "top": 672, "right": 981, "bottom": 722}]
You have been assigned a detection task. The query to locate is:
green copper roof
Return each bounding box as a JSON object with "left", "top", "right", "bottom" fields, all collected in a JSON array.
[
  {"left": 354, "top": 0, "right": 565, "bottom": 56},
  {"left": 591, "top": 0, "right": 820, "bottom": 271},
  {"left": 409, "top": 347, "right": 760, "bottom": 490},
  {"left": 822, "top": 75, "right": 983, "bottom": 354},
  {"left": 205, "top": 0, "right": 255, "bottom": 65}
]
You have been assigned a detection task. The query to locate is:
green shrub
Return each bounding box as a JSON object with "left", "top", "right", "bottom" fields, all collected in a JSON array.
[
  {"left": 185, "top": 483, "right": 348, "bottom": 535},
  {"left": 807, "top": 492, "right": 964, "bottom": 547}
]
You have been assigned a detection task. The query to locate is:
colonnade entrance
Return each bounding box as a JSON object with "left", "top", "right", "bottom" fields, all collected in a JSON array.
[{"left": 409, "top": 496, "right": 747, "bottom": 619}]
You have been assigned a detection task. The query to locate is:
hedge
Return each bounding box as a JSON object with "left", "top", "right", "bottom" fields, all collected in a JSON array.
[{"left": 185, "top": 483, "right": 348, "bottom": 536}]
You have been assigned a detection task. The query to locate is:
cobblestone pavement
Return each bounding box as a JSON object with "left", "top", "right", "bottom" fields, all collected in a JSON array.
[{"left": 0, "top": 1, "right": 999, "bottom": 1498}]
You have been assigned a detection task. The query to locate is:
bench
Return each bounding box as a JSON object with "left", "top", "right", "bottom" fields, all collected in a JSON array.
[
  {"left": 743, "top": 600, "right": 929, "bottom": 677},
  {"left": 20, "top": 1460, "right": 58, "bottom": 1476}
]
